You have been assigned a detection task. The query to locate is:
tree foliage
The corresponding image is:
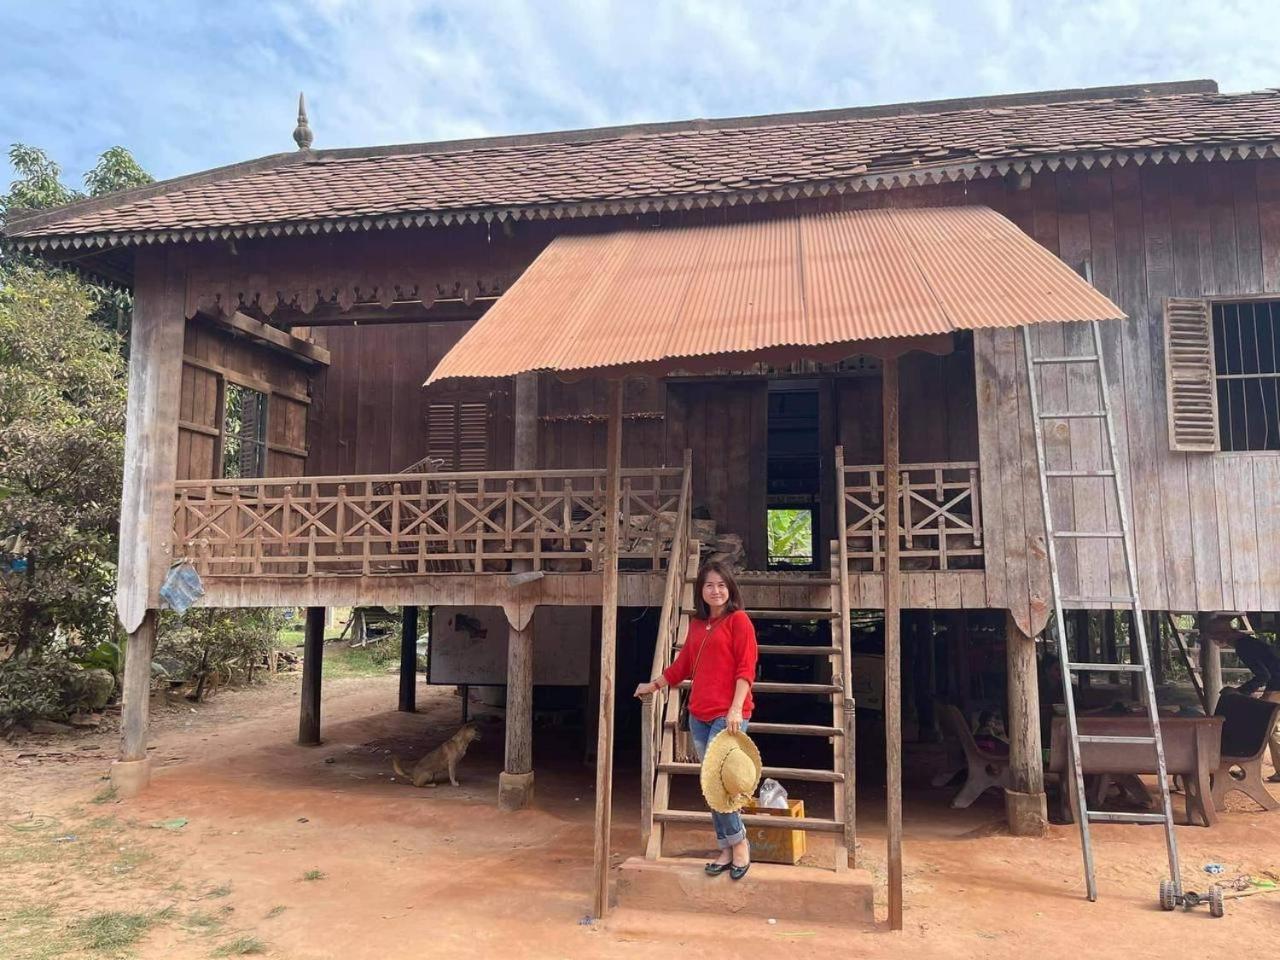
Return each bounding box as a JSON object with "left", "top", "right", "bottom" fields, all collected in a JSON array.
[
  {"left": 0, "top": 263, "right": 127, "bottom": 657},
  {"left": 2, "top": 143, "right": 153, "bottom": 222}
]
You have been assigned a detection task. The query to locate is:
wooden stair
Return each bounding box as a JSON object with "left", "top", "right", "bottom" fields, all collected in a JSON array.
[{"left": 642, "top": 546, "right": 857, "bottom": 871}]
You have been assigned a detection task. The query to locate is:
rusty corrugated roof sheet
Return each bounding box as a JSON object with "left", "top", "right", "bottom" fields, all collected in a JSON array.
[
  {"left": 426, "top": 205, "right": 1124, "bottom": 381},
  {"left": 9, "top": 82, "right": 1280, "bottom": 251}
]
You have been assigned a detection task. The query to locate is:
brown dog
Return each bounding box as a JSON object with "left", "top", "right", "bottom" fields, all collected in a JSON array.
[{"left": 391, "top": 723, "right": 480, "bottom": 787}]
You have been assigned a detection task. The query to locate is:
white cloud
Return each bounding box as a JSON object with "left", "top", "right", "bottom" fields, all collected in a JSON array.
[{"left": 0, "top": 0, "right": 1278, "bottom": 188}]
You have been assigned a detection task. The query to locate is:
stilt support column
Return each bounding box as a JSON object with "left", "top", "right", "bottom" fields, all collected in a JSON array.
[
  {"left": 298, "top": 606, "right": 325, "bottom": 746},
  {"left": 399, "top": 605, "right": 419, "bottom": 713},
  {"left": 111, "top": 609, "right": 157, "bottom": 797},
  {"left": 499, "top": 618, "right": 535, "bottom": 811},
  {"left": 1005, "top": 612, "right": 1047, "bottom": 836}
]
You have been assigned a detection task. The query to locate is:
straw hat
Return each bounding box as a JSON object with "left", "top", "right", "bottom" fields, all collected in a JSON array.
[
  {"left": 1202, "top": 613, "right": 1253, "bottom": 640},
  {"left": 700, "top": 729, "right": 763, "bottom": 814}
]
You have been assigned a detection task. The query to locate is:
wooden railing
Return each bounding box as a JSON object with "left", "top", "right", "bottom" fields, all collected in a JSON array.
[
  {"left": 838, "top": 456, "right": 983, "bottom": 572},
  {"left": 173, "top": 466, "right": 686, "bottom": 578},
  {"left": 639, "top": 451, "right": 694, "bottom": 855}
]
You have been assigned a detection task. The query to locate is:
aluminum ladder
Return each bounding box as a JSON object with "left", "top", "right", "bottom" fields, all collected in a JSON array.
[{"left": 1021, "top": 320, "right": 1181, "bottom": 903}]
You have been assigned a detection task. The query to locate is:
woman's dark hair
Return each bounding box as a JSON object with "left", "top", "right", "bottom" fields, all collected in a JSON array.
[{"left": 694, "top": 559, "right": 743, "bottom": 620}]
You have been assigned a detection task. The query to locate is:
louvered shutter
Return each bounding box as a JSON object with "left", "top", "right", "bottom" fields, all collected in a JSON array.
[
  {"left": 426, "top": 401, "right": 491, "bottom": 471},
  {"left": 1163, "top": 298, "right": 1220, "bottom": 452}
]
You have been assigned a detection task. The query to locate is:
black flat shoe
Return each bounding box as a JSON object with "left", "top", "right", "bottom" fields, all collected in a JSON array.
[
  {"left": 729, "top": 862, "right": 750, "bottom": 881},
  {"left": 705, "top": 861, "right": 731, "bottom": 876}
]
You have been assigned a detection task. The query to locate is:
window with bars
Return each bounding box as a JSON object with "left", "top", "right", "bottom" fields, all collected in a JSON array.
[
  {"left": 1213, "top": 300, "right": 1280, "bottom": 452},
  {"left": 222, "top": 382, "right": 269, "bottom": 478}
]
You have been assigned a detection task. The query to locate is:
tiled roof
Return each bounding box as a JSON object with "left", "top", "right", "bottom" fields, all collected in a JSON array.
[{"left": 9, "top": 81, "right": 1280, "bottom": 250}]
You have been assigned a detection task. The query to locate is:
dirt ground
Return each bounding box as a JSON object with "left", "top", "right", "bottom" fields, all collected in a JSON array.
[{"left": 3, "top": 668, "right": 1279, "bottom": 960}]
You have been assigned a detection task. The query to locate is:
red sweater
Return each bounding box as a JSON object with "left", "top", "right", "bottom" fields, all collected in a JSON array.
[{"left": 662, "top": 610, "right": 758, "bottom": 722}]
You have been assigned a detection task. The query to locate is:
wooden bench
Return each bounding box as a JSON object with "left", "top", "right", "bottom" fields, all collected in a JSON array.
[
  {"left": 1049, "top": 716, "right": 1223, "bottom": 827},
  {"left": 1211, "top": 692, "right": 1280, "bottom": 813}
]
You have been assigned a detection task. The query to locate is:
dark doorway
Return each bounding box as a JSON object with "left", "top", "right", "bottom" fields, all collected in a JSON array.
[{"left": 766, "top": 381, "right": 821, "bottom": 570}]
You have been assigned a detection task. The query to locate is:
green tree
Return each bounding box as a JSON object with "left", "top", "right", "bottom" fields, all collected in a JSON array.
[{"left": 0, "top": 262, "right": 127, "bottom": 657}]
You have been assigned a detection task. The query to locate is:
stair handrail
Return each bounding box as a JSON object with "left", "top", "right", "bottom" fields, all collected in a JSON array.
[{"left": 640, "top": 449, "right": 693, "bottom": 851}]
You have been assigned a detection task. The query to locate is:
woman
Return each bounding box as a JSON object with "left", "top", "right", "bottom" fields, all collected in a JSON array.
[{"left": 634, "top": 559, "right": 758, "bottom": 879}]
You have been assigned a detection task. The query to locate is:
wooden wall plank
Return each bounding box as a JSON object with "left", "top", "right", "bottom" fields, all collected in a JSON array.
[
  {"left": 1167, "top": 165, "right": 1226, "bottom": 611},
  {"left": 1110, "top": 164, "right": 1168, "bottom": 610},
  {"left": 1254, "top": 458, "right": 1280, "bottom": 609},
  {"left": 974, "top": 330, "right": 1008, "bottom": 611}
]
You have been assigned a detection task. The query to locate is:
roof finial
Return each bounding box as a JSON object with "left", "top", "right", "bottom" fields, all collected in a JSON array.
[{"left": 293, "top": 93, "right": 314, "bottom": 150}]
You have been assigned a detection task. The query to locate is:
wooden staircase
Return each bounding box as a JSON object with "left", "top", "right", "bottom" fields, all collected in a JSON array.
[{"left": 640, "top": 551, "right": 857, "bottom": 871}]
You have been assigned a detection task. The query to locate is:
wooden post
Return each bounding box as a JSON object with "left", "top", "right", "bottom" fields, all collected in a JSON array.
[
  {"left": 110, "top": 610, "right": 157, "bottom": 796},
  {"left": 591, "top": 379, "right": 624, "bottom": 920},
  {"left": 1198, "top": 613, "right": 1223, "bottom": 714},
  {"left": 116, "top": 249, "right": 186, "bottom": 637},
  {"left": 399, "top": 605, "right": 418, "bottom": 713},
  {"left": 298, "top": 606, "right": 325, "bottom": 745},
  {"left": 882, "top": 357, "right": 904, "bottom": 932},
  {"left": 513, "top": 372, "right": 540, "bottom": 468},
  {"left": 499, "top": 619, "right": 535, "bottom": 810},
  {"left": 1004, "top": 612, "right": 1048, "bottom": 835},
  {"left": 1072, "top": 611, "right": 1091, "bottom": 692}
]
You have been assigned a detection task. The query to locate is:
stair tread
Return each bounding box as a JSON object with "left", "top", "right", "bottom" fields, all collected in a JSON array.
[
  {"left": 655, "top": 809, "right": 844, "bottom": 833},
  {"left": 680, "top": 608, "right": 838, "bottom": 620},
  {"left": 674, "top": 680, "right": 841, "bottom": 695},
  {"left": 664, "top": 720, "right": 842, "bottom": 737},
  {"left": 659, "top": 762, "right": 843, "bottom": 783},
  {"left": 674, "top": 643, "right": 841, "bottom": 657}
]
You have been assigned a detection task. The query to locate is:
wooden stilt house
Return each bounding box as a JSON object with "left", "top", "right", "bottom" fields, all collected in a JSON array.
[{"left": 8, "top": 78, "right": 1280, "bottom": 923}]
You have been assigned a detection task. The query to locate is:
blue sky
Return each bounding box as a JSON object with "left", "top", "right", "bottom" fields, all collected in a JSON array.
[{"left": 1, "top": 0, "right": 1277, "bottom": 192}]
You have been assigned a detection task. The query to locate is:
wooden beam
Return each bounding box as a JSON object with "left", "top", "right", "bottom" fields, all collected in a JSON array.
[
  {"left": 399, "top": 605, "right": 418, "bottom": 713},
  {"left": 110, "top": 610, "right": 157, "bottom": 797},
  {"left": 499, "top": 620, "right": 535, "bottom": 810},
  {"left": 202, "top": 310, "right": 331, "bottom": 366},
  {"left": 117, "top": 248, "right": 187, "bottom": 634},
  {"left": 882, "top": 357, "right": 904, "bottom": 932},
  {"left": 298, "top": 607, "right": 325, "bottom": 745},
  {"left": 1004, "top": 612, "right": 1048, "bottom": 835},
  {"left": 1198, "top": 613, "right": 1224, "bottom": 713},
  {"left": 591, "top": 379, "right": 624, "bottom": 920}
]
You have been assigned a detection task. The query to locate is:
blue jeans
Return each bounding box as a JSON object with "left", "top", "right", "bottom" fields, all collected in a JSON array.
[{"left": 689, "top": 715, "right": 750, "bottom": 849}]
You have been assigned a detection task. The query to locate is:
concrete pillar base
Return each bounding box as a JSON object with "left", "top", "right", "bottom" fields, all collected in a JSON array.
[
  {"left": 1005, "top": 788, "right": 1048, "bottom": 836},
  {"left": 498, "top": 771, "right": 535, "bottom": 811},
  {"left": 109, "top": 758, "right": 152, "bottom": 798}
]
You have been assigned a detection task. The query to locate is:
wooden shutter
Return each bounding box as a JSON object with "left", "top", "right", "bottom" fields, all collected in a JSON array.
[
  {"left": 427, "top": 400, "right": 490, "bottom": 471},
  {"left": 1163, "top": 298, "right": 1220, "bottom": 452}
]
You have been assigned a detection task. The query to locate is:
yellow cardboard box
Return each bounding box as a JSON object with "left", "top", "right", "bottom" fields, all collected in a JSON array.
[{"left": 743, "top": 798, "right": 806, "bottom": 864}]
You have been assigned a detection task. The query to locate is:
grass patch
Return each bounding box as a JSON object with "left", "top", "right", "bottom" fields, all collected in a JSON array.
[
  {"left": 183, "top": 910, "right": 225, "bottom": 933},
  {"left": 207, "top": 883, "right": 233, "bottom": 898},
  {"left": 90, "top": 786, "right": 119, "bottom": 805},
  {"left": 263, "top": 905, "right": 287, "bottom": 919},
  {"left": 322, "top": 642, "right": 397, "bottom": 679},
  {"left": 70, "top": 910, "right": 156, "bottom": 951},
  {"left": 300, "top": 869, "right": 326, "bottom": 881},
  {"left": 212, "top": 935, "right": 267, "bottom": 956}
]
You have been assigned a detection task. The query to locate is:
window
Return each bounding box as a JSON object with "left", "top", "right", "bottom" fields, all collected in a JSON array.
[
  {"left": 222, "top": 382, "right": 269, "bottom": 478},
  {"left": 426, "top": 400, "right": 490, "bottom": 471},
  {"left": 1213, "top": 300, "right": 1280, "bottom": 452},
  {"left": 767, "top": 508, "right": 814, "bottom": 569},
  {"left": 1164, "top": 297, "right": 1280, "bottom": 453}
]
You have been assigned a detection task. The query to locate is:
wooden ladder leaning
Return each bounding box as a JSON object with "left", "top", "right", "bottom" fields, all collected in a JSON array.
[{"left": 642, "top": 555, "right": 858, "bottom": 871}]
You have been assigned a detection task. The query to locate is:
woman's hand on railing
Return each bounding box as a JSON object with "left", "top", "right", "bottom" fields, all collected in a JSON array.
[{"left": 634, "top": 680, "right": 661, "bottom": 699}]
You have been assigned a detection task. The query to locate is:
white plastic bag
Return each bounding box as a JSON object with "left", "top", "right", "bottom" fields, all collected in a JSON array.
[{"left": 757, "top": 777, "right": 788, "bottom": 809}]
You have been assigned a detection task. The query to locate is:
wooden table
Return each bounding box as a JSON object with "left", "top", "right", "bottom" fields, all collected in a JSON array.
[{"left": 1048, "top": 716, "right": 1224, "bottom": 827}]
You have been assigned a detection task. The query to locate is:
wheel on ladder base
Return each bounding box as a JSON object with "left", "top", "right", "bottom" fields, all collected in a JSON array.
[
  {"left": 1159, "top": 879, "right": 1178, "bottom": 911},
  {"left": 1209, "top": 884, "right": 1225, "bottom": 918}
]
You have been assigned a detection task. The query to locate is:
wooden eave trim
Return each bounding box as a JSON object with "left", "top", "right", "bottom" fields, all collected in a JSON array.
[{"left": 12, "top": 141, "right": 1280, "bottom": 255}]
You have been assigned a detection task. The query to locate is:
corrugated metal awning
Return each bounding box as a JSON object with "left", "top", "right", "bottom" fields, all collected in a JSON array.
[{"left": 426, "top": 205, "right": 1124, "bottom": 382}]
